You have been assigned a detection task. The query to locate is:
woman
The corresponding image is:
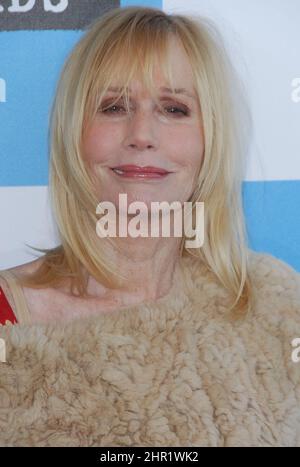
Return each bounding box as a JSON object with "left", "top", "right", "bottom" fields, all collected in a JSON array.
[{"left": 0, "top": 6, "right": 299, "bottom": 447}]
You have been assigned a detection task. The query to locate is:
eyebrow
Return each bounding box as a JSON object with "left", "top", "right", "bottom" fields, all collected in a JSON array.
[{"left": 106, "top": 86, "right": 197, "bottom": 100}]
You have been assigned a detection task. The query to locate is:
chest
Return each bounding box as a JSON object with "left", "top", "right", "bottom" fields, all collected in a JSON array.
[
  {"left": 0, "top": 318, "right": 293, "bottom": 446},
  {"left": 22, "top": 286, "right": 143, "bottom": 324}
]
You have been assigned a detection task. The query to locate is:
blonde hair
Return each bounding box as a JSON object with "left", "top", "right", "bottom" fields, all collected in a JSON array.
[{"left": 18, "top": 5, "right": 254, "bottom": 319}]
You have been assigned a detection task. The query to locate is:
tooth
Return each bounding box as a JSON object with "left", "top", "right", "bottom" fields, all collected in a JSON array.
[{"left": 114, "top": 169, "right": 124, "bottom": 174}]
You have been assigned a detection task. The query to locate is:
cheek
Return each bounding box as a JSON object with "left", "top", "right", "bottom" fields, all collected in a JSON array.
[
  {"left": 82, "top": 124, "right": 117, "bottom": 164},
  {"left": 171, "top": 128, "right": 204, "bottom": 170}
]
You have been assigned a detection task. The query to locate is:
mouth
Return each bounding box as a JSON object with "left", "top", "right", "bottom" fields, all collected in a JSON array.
[{"left": 110, "top": 165, "right": 172, "bottom": 180}]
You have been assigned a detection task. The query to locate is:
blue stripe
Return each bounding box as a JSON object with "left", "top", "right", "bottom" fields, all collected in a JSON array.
[
  {"left": 121, "top": 0, "right": 162, "bottom": 7},
  {"left": 243, "top": 180, "right": 300, "bottom": 273},
  {"left": 0, "top": 30, "right": 84, "bottom": 187}
]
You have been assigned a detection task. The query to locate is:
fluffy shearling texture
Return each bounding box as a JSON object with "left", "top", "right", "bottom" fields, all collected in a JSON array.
[{"left": 0, "top": 251, "right": 300, "bottom": 447}]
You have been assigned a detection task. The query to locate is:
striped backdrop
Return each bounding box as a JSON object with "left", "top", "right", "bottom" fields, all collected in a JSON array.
[{"left": 0, "top": 0, "right": 299, "bottom": 271}]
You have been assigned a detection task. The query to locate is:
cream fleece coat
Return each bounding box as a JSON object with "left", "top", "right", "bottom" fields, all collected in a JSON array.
[{"left": 0, "top": 251, "right": 300, "bottom": 447}]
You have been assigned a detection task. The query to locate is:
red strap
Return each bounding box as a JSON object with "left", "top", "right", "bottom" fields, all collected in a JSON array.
[{"left": 0, "top": 286, "right": 18, "bottom": 325}]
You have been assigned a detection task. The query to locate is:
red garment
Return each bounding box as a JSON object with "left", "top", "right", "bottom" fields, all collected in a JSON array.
[{"left": 0, "top": 286, "right": 18, "bottom": 325}]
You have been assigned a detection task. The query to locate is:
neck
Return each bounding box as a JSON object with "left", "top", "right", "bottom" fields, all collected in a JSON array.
[{"left": 89, "top": 235, "right": 182, "bottom": 302}]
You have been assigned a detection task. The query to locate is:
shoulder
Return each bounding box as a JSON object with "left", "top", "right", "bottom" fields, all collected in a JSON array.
[
  {"left": 7, "top": 257, "right": 45, "bottom": 278},
  {"left": 246, "top": 250, "right": 300, "bottom": 361},
  {"left": 246, "top": 250, "right": 300, "bottom": 325},
  {"left": 0, "top": 272, "right": 15, "bottom": 307},
  {"left": 0, "top": 259, "right": 40, "bottom": 317},
  {"left": 0, "top": 274, "right": 17, "bottom": 325},
  {"left": 0, "top": 257, "right": 44, "bottom": 295},
  {"left": 0, "top": 258, "right": 49, "bottom": 325},
  {"left": 181, "top": 250, "right": 300, "bottom": 327},
  {"left": 247, "top": 250, "right": 300, "bottom": 306}
]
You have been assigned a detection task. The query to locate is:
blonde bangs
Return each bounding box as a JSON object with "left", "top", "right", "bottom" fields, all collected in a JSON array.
[{"left": 83, "top": 21, "right": 178, "bottom": 127}]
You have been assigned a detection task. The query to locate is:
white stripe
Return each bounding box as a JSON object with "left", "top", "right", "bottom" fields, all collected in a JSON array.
[
  {"left": 163, "top": 0, "right": 300, "bottom": 181},
  {"left": 0, "top": 186, "right": 59, "bottom": 269}
]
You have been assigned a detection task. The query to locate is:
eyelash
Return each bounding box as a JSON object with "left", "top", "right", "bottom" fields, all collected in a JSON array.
[{"left": 99, "top": 101, "right": 190, "bottom": 117}]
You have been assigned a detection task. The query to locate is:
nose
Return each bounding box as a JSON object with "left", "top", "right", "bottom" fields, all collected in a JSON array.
[{"left": 123, "top": 107, "right": 158, "bottom": 151}]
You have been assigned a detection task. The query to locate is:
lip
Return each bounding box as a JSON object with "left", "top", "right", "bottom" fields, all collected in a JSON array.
[
  {"left": 110, "top": 165, "right": 172, "bottom": 180},
  {"left": 112, "top": 165, "right": 171, "bottom": 174}
]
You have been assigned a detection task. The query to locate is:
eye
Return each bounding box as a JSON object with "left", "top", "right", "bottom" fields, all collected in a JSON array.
[
  {"left": 98, "top": 99, "right": 190, "bottom": 117},
  {"left": 164, "top": 106, "right": 189, "bottom": 116},
  {"left": 102, "top": 104, "right": 126, "bottom": 114},
  {"left": 98, "top": 98, "right": 127, "bottom": 114}
]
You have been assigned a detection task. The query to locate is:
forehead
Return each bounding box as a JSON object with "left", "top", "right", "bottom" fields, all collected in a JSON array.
[
  {"left": 106, "top": 84, "right": 197, "bottom": 100},
  {"left": 152, "top": 37, "right": 195, "bottom": 91},
  {"left": 109, "top": 35, "right": 194, "bottom": 84},
  {"left": 162, "top": 35, "right": 195, "bottom": 82},
  {"left": 105, "top": 38, "right": 196, "bottom": 99}
]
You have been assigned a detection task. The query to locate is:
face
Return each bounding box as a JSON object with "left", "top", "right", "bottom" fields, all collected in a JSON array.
[{"left": 82, "top": 36, "right": 205, "bottom": 214}]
